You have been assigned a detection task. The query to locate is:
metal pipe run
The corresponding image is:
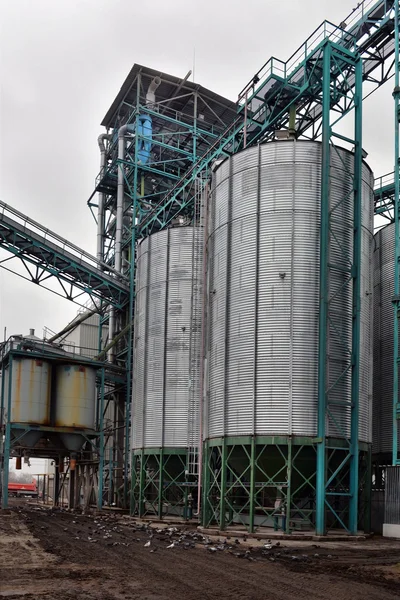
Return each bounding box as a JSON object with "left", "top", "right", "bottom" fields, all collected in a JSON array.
[
  {"left": 47, "top": 308, "right": 98, "bottom": 343},
  {"left": 116, "top": 124, "right": 134, "bottom": 273},
  {"left": 109, "top": 124, "right": 134, "bottom": 362},
  {"left": 97, "top": 134, "right": 111, "bottom": 263},
  {"left": 146, "top": 76, "right": 161, "bottom": 105},
  {"left": 109, "top": 76, "right": 161, "bottom": 362}
]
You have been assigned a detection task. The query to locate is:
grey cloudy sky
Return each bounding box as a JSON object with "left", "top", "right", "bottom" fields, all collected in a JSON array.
[{"left": 0, "top": 0, "right": 395, "bottom": 339}]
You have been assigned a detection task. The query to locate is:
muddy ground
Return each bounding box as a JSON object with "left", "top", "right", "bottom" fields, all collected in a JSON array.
[{"left": 1, "top": 504, "right": 400, "bottom": 599}]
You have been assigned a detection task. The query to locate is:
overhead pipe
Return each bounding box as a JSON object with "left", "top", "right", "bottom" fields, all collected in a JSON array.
[
  {"left": 116, "top": 124, "right": 135, "bottom": 272},
  {"left": 109, "top": 77, "right": 161, "bottom": 361},
  {"left": 97, "top": 134, "right": 112, "bottom": 263},
  {"left": 47, "top": 308, "right": 98, "bottom": 343},
  {"left": 108, "top": 123, "right": 134, "bottom": 361},
  {"left": 146, "top": 76, "right": 161, "bottom": 106}
]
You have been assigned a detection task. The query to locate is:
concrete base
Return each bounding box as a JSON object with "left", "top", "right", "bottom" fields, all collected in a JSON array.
[{"left": 383, "top": 523, "right": 400, "bottom": 539}]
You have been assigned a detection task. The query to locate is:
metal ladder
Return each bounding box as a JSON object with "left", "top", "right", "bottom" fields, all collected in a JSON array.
[{"left": 187, "top": 178, "right": 204, "bottom": 476}]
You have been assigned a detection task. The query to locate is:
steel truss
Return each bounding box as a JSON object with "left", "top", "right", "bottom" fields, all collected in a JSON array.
[
  {"left": 202, "top": 437, "right": 371, "bottom": 534},
  {"left": 0, "top": 200, "right": 128, "bottom": 309},
  {"left": 131, "top": 449, "right": 196, "bottom": 519},
  {"left": 137, "top": 1, "right": 396, "bottom": 238}
]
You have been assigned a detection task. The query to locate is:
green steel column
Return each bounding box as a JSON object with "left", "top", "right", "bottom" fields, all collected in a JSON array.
[
  {"left": 393, "top": 0, "right": 400, "bottom": 467},
  {"left": 124, "top": 111, "right": 141, "bottom": 506},
  {"left": 0, "top": 351, "right": 5, "bottom": 431},
  {"left": 220, "top": 440, "right": 227, "bottom": 530},
  {"left": 97, "top": 367, "right": 105, "bottom": 509},
  {"left": 249, "top": 438, "right": 256, "bottom": 533},
  {"left": 364, "top": 447, "right": 372, "bottom": 533},
  {"left": 0, "top": 354, "right": 5, "bottom": 503},
  {"left": 286, "top": 439, "right": 292, "bottom": 534},
  {"left": 108, "top": 447, "right": 113, "bottom": 506},
  {"left": 158, "top": 450, "right": 164, "bottom": 519},
  {"left": 202, "top": 441, "right": 210, "bottom": 525},
  {"left": 139, "top": 449, "right": 145, "bottom": 517},
  {"left": 349, "top": 56, "right": 363, "bottom": 534},
  {"left": 2, "top": 356, "right": 13, "bottom": 509},
  {"left": 130, "top": 452, "right": 136, "bottom": 515},
  {"left": 316, "top": 41, "right": 331, "bottom": 536}
]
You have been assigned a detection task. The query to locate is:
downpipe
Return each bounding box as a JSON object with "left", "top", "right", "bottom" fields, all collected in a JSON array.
[{"left": 97, "top": 133, "right": 111, "bottom": 263}]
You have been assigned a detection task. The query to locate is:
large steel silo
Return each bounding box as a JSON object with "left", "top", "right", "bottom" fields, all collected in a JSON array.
[
  {"left": 3, "top": 358, "right": 51, "bottom": 448},
  {"left": 131, "top": 226, "right": 203, "bottom": 517},
  {"left": 203, "top": 139, "right": 373, "bottom": 531},
  {"left": 54, "top": 364, "right": 97, "bottom": 452},
  {"left": 373, "top": 223, "right": 399, "bottom": 459}
]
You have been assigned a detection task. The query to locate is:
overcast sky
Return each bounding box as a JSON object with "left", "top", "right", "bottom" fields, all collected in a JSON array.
[{"left": 0, "top": 0, "right": 395, "bottom": 339}]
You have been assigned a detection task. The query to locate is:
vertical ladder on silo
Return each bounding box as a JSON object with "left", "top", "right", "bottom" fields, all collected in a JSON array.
[{"left": 187, "top": 179, "right": 204, "bottom": 478}]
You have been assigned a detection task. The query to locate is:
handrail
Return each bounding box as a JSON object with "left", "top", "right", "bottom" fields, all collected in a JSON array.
[
  {"left": 374, "top": 171, "right": 395, "bottom": 190},
  {"left": 237, "top": 0, "right": 391, "bottom": 104}
]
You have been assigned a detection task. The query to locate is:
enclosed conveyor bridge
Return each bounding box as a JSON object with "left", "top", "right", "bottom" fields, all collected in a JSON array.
[{"left": 0, "top": 200, "right": 129, "bottom": 308}]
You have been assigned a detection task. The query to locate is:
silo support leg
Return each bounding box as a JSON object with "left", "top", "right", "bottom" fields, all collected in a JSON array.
[
  {"left": 158, "top": 450, "right": 164, "bottom": 520},
  {"left": 202, "top": 442, "right": 211, "bottom": 526},
  {"left": 285, "top": 440, "right": 292, "bottom": 534},
  {"left": 1, "top": 424, "right": 11, "bottom": 509},
  {"left": 138, "top": 449, "right": 145, "bottom": 517},
  {"left": 220, "top": 440, "right": 227, "bottom": 530},
  {"left": 130, "top": 452, "right": 136, "bottom": 515},
  {"left": 249, "top": 438, "right": 256, "bottom": 533},
  {"left": 69, "top": 469, "right": 76, "bottom": 510}
]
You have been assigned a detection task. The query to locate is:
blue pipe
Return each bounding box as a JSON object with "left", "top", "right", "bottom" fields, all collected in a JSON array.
[{"left": 137, "top": 114, "right": 152, "bottom": 165}]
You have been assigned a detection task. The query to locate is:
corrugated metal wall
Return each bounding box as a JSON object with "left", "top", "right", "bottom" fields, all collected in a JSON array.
[
  {"left": 206, "top": 139, "right": 373, "bottom": 441},
  {"left": 373, "top": 223, "right": 400, "bottom": 455},
  {"left": 384, "top": 466, "right": 400, "bottom": 524},
  {"left": 62, "top": 313, "right": 108, "bottom": 359},
  {"left": 132, "top": 227, "right": 203, "bottom": 449}
]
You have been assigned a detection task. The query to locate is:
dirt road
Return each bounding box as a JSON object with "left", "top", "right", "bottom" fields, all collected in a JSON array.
[{"left": 1, "top": 505, "right": 400, "bottom": 600}]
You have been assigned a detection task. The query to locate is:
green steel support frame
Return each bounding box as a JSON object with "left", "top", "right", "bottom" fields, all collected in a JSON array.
[
  {"left": 393, "top": 0, "right": 400, "bottom": 467},
  {"left": 131, "top": 449, "right": 197, "bottom": 519},
  {"left": 316, "top": 41, "right": 364, "bottom": 535},
  {"left": 202, "top": 437, "right": 370, "bottom": 533}
]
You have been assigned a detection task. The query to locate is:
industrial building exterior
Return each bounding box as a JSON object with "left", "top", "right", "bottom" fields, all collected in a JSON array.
[{"left": 1, "top": 0, "right": 400, "bottom": 538}]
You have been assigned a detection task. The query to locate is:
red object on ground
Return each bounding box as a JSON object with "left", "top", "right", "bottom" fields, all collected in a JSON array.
[{"left": 8, "top": 481, "right": 37, "bottom": 497}]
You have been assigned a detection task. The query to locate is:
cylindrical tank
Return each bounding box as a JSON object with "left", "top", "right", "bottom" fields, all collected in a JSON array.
[
  {"left": 3, "top": 358, "right": 51, "bottom": 425},
  {"left": 132, "top": 226, "right": 203, "bottom": 449},
  {"left": 54, "top": 364, "right": 96, "bottom": 429},
  {"left": 206, "top": 140, "right": 373, "bottom": 442},
  {"left": 373, "top": 223, "right": 399, "bottom": 455}
]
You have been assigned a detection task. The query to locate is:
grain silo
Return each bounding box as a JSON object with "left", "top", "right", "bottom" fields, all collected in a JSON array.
[
  {"left": 203, "top": 139, "right": 374, "bottom": 532},
  {"left": 131, "top": 226, "right": 203, "bottom": 517},
  {"left": 373, "top": 223, "right": 399, "bottom": 466}
]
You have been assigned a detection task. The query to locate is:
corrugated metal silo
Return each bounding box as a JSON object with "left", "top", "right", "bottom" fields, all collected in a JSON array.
[
  {"left": 203, "top": 139, "right": 373, "bottom": 532},
  {"left": 132, "top": 226, "right": 202, "bottom": 448},
  {"left": 373, "top": 223, "right": 399, "bottom": 457},
  {"left": 206, "top": 139, "right": 373, "bottom": 441},
  {"left": 131, "top": 226, "right": 203, "bottom": 517}
]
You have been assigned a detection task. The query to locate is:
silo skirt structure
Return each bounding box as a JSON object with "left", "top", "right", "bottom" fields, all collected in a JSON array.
[
  {"left": 131, "top": 227, "right": 202, "bottom": 518},
  {"left": 203, "top": 140, "right": 373, "bottom": 533}
]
